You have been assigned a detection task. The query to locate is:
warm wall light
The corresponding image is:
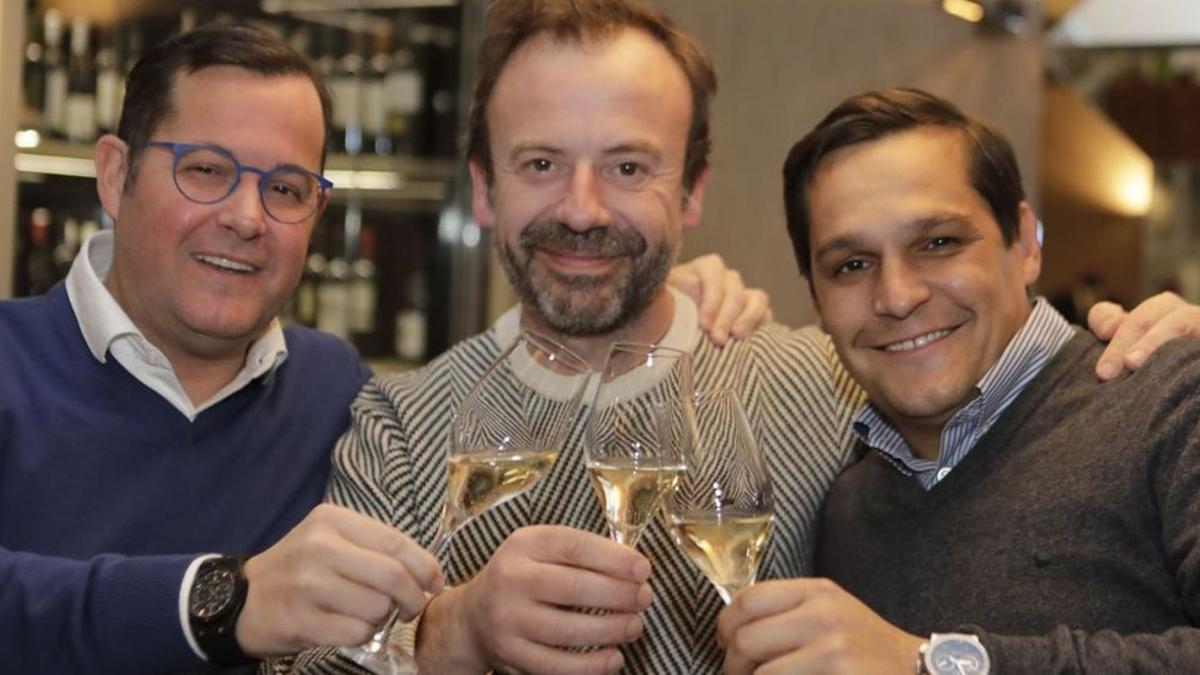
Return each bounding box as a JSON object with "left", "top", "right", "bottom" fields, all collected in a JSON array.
[
  {"left": 1115, "top": 167, "right": 1154, "bottom": 217},
  {"left": 942, "top": 0, "right": 985, "bottom": 23},
  {"left": 1042, "top": 83, "right": 1156, "bottom": 219}
]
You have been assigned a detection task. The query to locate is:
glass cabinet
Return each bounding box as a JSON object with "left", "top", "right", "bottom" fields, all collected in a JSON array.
[{"left": 5, "top": 0, "right": 490, "bottom": 367}]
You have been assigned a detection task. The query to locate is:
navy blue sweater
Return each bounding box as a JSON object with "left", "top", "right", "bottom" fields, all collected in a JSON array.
[{"left": 0, "top": 284, "right": 371, "bottom": 673}]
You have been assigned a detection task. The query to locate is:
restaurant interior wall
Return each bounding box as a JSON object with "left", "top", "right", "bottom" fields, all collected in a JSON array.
[{"left": 655, "top": 0, "right": 1044, "bottom": 328}]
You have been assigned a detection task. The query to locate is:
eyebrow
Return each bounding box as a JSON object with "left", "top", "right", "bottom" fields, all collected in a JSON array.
[
  {"left": 813, "top": 214, "right": 970, "bottom": 261},
  {"left": 504, "top": 141, "right": 664, "bottom": 162},
  {"left": 603, "top": 142, "right": 661, "bottom": 159},
  {"left": 507, "top": 142, "right": 563, "bottom": 161}
]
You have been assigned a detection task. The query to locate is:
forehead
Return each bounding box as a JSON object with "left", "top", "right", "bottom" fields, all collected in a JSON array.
[
  {"left": 159, "top": 66, "right": 325, "bottom": 168},
  {"left": 807, "top": 127, "right": 988, "bottom": 239},
  {"left": 487, "top": 28, "right": 693, "bottom": 153}
]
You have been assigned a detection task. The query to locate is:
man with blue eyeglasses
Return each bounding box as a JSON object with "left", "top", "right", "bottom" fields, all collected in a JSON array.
[
  {"left": 0, "top": 22, "right": 784, "bottom": 675},
  {"left": 0, "top": 24, "right": 449, "bottom": 675}
]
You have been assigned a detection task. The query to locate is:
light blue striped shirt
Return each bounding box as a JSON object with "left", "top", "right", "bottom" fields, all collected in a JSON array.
[{"left": 852, "top": 297, "right": 1075, "bottom": 490}]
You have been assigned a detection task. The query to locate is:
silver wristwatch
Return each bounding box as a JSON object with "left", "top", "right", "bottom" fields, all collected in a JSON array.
[{"left": 917, "top": 633, "right": 990, "bottom": 675}]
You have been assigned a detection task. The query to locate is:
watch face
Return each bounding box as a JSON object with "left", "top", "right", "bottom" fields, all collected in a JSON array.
[
  {"left": 189, "top": 565, "right": 236, "bottom": 621},
  {"left": 926, "top": 635, "right": 990, "bottom": 675}
]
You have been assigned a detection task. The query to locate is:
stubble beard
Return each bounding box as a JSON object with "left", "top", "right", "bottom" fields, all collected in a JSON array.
[{"left": 497, "top": 219, "right": 677, "bottom": 336}]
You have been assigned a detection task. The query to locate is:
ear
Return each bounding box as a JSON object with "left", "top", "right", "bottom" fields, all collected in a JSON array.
[
  {"left": 1015, "top": 201, "right": 1042, "bottom": 286},
  {"left": 468, "top": 158, "right": 496, "bottom": 228},
  {"left": 94, "top": 135, "right": 130, "bottom": 222},
  {"left": 681, "top": 165, "right": 710, "bottom": 231}
]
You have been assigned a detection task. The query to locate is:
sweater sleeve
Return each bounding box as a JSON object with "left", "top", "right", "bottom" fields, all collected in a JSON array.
[{"left": 0, "top": 546, "right": 206, "bottom": 674}]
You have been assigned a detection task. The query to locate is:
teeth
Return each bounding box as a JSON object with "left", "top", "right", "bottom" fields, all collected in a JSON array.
[
  {"left": 195, "top": 254, "right": 256, "bottom": 273},
  {"left": 884, "top": 329, "right": 951, "bottom": 352}
]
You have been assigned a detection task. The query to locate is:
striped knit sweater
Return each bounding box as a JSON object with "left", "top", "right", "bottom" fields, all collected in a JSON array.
[{"left": 324, "top": 293, "right": 864, "bottom": 674}]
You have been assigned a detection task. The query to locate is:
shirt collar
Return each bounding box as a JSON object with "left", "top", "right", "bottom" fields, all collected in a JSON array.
[
  {"left": 852, "top": 297, "right": 1074, "bottom": 471},
  {"left": 64, "top": 229, "right": 289, "bottom": 418}
]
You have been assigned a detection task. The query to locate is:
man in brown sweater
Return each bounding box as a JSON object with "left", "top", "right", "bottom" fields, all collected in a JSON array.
[{"left": 717, "top": 88, "right": 1200, "bottom": 674}]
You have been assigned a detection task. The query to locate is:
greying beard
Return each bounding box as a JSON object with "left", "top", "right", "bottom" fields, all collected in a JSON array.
[{"left": 497, "top": 220, "right": 677, "bottom": 336}]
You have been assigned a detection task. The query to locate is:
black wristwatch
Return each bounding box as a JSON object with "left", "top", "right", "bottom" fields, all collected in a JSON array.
[{"left": 188, "top": 556, "right": 255, "bottom": 667}]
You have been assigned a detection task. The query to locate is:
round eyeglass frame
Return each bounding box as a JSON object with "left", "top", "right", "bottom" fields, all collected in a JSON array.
[{"left": 140, "top": 140, "right": 333, "bottom": 224}]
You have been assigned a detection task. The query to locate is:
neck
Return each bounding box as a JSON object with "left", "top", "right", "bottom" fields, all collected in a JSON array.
[
  {"left": 163, "top": 342, "right": 254, "bottom": 405},
  {"left": 521, "top": 288, "right": 676, "bottom": 370},
  {"left": 104, "top": 279, "right": 257, "bottom": 406},
  {"left": 896, "top": 419, "right": 945, "bottom": 461}
]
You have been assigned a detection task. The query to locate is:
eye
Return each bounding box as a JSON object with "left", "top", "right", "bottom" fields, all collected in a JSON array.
[
  {"left": 924, "top": 236, "right": 959, "bottom": 250},
  {"left": 183, "top": 162, "right": 224, "bottom": 177},
  {"left": 617, "top": 162, "right": 641, "bottom": 177},
  {"left": 527, "top": 158, "right": 553, "bottom": 173},
  {"left": 833, "top": 258, "right": 871, "bottom": 277}
]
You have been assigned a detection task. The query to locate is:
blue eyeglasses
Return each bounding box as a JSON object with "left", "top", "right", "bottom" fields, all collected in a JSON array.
[{"left": 141, "top": 141, "right": 333, "bottom": 224}]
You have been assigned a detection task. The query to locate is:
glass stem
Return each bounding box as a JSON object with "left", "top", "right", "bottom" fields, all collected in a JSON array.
[{"left": 362, "top": 509, "right": 457, "bottom": 653}]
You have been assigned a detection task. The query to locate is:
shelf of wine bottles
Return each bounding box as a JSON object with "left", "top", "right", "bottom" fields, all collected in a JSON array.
[{"left": 11, "top": 0, "right": 473, "bottom": 364}]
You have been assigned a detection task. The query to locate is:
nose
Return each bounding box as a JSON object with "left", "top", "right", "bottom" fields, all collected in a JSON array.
[
  {"left": 217, "top": 172, "right": 269, "bottom": 239},
  {"left": 872, "top": 258, "right": 930, "bottom": 319},
  {"left": 556, "top": 164, "right": 610, "bottom": 232}
]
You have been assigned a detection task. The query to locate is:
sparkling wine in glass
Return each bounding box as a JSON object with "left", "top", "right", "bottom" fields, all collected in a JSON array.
[
  {"left": 664, "top": 389, "right": 774, "bottom": 604},
  {"left": 343, "top": 331, "right": 591, "bottom": 674},
  {"left": 585, "top": 342, "right": 693, "bottom": 547}
]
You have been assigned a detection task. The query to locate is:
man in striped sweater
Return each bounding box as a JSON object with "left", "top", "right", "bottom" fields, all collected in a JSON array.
[{"left": 719, "top": 88, "right": 1200, "bottom": 674}]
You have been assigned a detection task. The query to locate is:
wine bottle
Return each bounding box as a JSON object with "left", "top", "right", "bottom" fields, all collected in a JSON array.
[
  {"left": 385, "top": 21, "right": 423, "bottom": 157},
  {"left": 65, "top": 15, "right": 97, "bottom": 143},
  {"left": 26, "top": 208, "right": 59, "bottom": 296},
  {"left": 363, "top": 30, "right": 391, "bottom": 156},
  {"left": 317, "top": 257, "right": 352, "bottom": 341},
  {"left": 94, "top": 29, "right": 120, "bottom": 135},
  {"left": 22, "top": 11, "right": 46, "bottom": 130},
  {"left": 42, "top": 9, "right": 67, "bottom": 138}
]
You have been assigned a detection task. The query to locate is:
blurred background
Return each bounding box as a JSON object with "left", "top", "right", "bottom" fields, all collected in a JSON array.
[{"left": 2, "top": 0, "right": 1197, "bottom": 369}]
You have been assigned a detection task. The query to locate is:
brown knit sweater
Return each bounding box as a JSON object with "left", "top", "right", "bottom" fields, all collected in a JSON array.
[{"left": 817, "top": 331, "right": 1200, "bottom": 673}]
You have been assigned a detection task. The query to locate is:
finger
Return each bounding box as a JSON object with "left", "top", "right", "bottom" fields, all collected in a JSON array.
[
  {"left": 520, "top": 526, "right": 651, "bottom": 582},
  {"left": 300, "top": 570, "right": 396, "bottom": 627},
  {"left": 307, "top": 534, "right": 433, "bottom": 618},
  {"left": 298, "top": 610, "right": 379, "bottom": 649},
  {"left": 1086, "top": 301, "right": 1126, "bottom": 341},
  {"left": 728, "top": 603, "right": 821, "bottom": 665},
  {"left": 518, "top": 604, "right": 644, "bottom": 648},
  {"left": 696, "top": 270, "right": 727, "bottom": 331},
  {"left": 1117, "top": 309, "right": 1200, "bottom": 370},
  {"left": 727, "top": 578, "right": 831, "bottom": 622},
  {"left": 729, "top": 289, "right": 771, "bottom": 338},
  {"left": 499, "top": 637, "right": 625, "bottom": 675},
  {"left": 706, "top": 271, "right": 747, "bottom": 345},
  {"left": 322, "top": 505, "right": 445, "bottom": 592},
  {"left": 667, "top": 267, "right": 702, "bottom": 303},
  {"left": 524, "top": 562, "right": 653, "bottom": 612}
]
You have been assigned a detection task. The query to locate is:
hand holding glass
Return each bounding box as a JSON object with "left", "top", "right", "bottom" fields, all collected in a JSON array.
[{"left": 343, "top": 332, "right": 590, "bottom": 674}]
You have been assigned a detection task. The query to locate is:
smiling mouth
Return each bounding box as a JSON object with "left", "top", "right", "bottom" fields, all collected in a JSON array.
[
  {"left": 882, "top": 328, "right": 953, "bottom": 353},
  {"left": 194, "top": 253, "right": 258, "bottom": 274}
]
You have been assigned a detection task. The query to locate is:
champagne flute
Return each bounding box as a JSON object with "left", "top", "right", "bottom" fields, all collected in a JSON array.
[
  {"left": 585, "top": 343, "right": 693, "bottom": 547},
  {"left": 343, "top": 331, "right": 591, "bottom": 674},
  {"left": 664, "top": 389, "right": 774, "bottom": 604}
]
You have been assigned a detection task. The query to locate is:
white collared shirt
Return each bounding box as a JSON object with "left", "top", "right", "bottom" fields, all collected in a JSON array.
[
  {"left": 64, "top": 229, "right": 289, "bottom": 422},
  {"left": 63, "top": 228, "right": 291, "bottom": 661}
]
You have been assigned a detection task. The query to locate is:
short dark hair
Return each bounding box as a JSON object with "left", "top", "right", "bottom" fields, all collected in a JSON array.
[
  {"left": 117, "top": 23, "right": 333, "bottom": 189},
  {"left": 466, "top": 0, "right": 717, "bottom": 191},
  {"left": 782, "top": 87, "right": 1025, "bottom": 280}
]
